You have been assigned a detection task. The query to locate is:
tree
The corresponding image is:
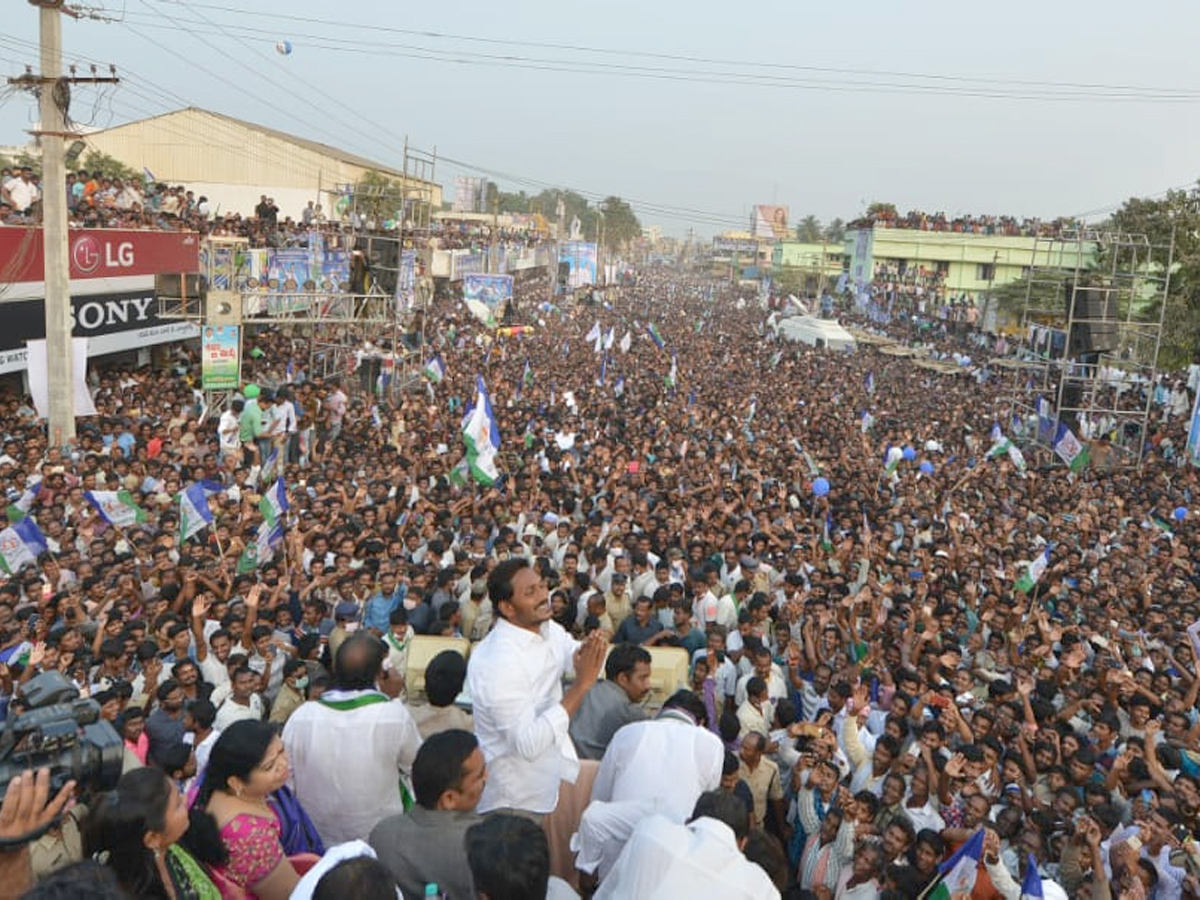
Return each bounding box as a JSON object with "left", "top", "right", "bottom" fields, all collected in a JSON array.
[
  {"left": 80, "top": 150, "right": 139, "bottom": 182},
  {"left": 352, "top": 170, "right": 406, "bottom": 225},
  {"left": 824, "top": 218, "right": 846, "bottom": 243},
  {"left": 597, "top": 196, "right": 641, "bottom": 249},
  {"left": 866, "top": 202, "right": 897, "bottom": 218},
  {"left": 795, "top": 215, "right": 822, "bottom": 242},
  {"left": 1103, "top": 186, "right": 1200, "bottom": 368}
]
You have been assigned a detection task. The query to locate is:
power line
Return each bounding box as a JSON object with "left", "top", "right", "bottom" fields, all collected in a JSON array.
[
  {"left": 113, "top": 13, "right": 1200, "bottom": 103},
  {"left": 141, "top": 3, "right": 1200, "bottom": 99}
]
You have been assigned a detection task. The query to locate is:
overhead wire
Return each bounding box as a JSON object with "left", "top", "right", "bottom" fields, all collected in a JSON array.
[{"left": 137, "top": 3, "right": 1200, "bottom": 100}]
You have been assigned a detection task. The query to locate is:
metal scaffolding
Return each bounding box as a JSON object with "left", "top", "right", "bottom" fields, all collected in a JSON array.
[{"left": 1000, "top": 228, "right": 1172, "bottom": 469}]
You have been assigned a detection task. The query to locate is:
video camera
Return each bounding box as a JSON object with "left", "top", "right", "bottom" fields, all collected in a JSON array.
[{"left": 0, "top": 671, "right": 123, "bottom": 802}]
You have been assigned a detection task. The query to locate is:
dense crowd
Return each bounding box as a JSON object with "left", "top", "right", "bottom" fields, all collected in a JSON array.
[
  {"left": 0, "top": 265, "right": 1197, "bottom": 899},
  {"left": 847, "top": 209, "right": 1084, "bottom": 239},
  {"left": 0, "top": 167, "right": 551, "bottom": 257}
]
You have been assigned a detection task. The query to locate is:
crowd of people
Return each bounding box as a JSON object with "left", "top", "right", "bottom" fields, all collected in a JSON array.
[
  {"left": 848, "top": 208, "right": 1084, "bottom": 239},
  {"left": 0, "top": 166, "right": 553, "bottom": 259},
  {"left": 0, "top": 262, "right": 1195, "bottom": 899}
]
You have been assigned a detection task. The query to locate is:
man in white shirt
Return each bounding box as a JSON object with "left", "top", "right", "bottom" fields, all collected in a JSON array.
[
  {"left": 213, "top": 666, "right": 264, "bottom": 731},
  {"left": 576, "top": 690, "right": 724, "bottom": 879},
  {"left": 466, "top": 558, "right": 607, "bottom": 818},
  {"left": 283, "top": 632, "right": 421, "bottom": 844},
  {"left": 594, "top": 791, "right": 780, "bottom": 900},
  {"left": 217, "top": 399, "right": 243, "bottom": 461}
]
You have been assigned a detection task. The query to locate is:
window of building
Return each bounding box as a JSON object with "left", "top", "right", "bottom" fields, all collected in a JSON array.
[{"left": 976, "top": 263, "right": 996, "bottom": 281}]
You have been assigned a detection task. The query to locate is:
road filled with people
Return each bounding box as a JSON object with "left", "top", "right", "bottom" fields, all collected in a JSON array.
[{"left": 0, "top": 267, "right": 1198, "bottom": 898}]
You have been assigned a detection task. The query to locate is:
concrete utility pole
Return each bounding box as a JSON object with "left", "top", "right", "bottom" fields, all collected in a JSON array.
[
  {"left": 11, "top": 2, "right": 118, "bottom": 447},
  {"left": 37, "top": 0, "right": 74, "bottom": 446}
]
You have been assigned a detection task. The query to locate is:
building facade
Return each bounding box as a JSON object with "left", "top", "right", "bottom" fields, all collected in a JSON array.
[
  {"left": 84, "top": 107, "right": 443, "bottom": 221},
  {"left": 844, "top": 227, "right": 1094, "bottom": 302}
]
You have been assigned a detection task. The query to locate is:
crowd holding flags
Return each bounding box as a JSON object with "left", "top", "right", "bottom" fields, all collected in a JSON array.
[
  {"left": 84, "top": 490, "right": 147, "bottom": 527},
  {"left": 462, "top": 375, "right": 501, "bottom": 486},
  {"left": 422, "top": 354, "right": 445, "bottom": 384},
  {"left": 5, "top": 480, "right": 41, "bottom": 523},
  {"left": 0, "top": 518, "right": 47, "bottom": 575}
]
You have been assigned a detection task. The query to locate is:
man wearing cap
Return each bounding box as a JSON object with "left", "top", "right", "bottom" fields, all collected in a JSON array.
[{"left": 328, "top": 601, "right": 361, "bottom": 658}]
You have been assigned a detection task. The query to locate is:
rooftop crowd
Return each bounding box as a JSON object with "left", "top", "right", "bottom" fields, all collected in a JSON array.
[
  {"left": 0, "top": 166, "right": 549, "bottom": 255},
  {"left": 0, "top": 261, "right": 1196, "bottom": 899},
  {"left": 847, "top": 208, "right": 1084, "bottom": 239}
]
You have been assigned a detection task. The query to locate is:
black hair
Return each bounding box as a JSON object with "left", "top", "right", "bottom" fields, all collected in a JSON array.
[
  {"left": 333, "top": 632, "right": 385, "bottom": 691},
  {"left": 19, "top": 860, "right": 125, "bottom": 900},
  {"left": 84, "top": 768, "right": 193, "bottom": 898},
  {"left": 185, "top": 719, "right": 276, "bottom": 864},
  {"left": 466, "top": 814, "right": 551, "bottom": 900},
  {"left": 412, "top": 729, "right": 479, "bottom": 810},
  {"left": 425, "top": 650, "right": 467, "bottom": 707},
  {"left": 186, "top": 698, "right": 217, "bottom": 730},
  {"left": 661, "top": 688, "right": 708, "bottom": 727},
  {"left": 312, "top": 855, "right": 397, "bottom": 900},
  {"left": 690, "top": 790, "right": 750, "bottom": 841},
  {"left": 487, "top": 557, "right": 531, "bottom": 617},
  {"left": 604, "top": 642, "right": 651, "bottom": 682}
]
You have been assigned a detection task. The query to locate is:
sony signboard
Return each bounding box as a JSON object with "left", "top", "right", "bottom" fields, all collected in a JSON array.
[{"left": 0, "top": 292, "right": 199, "bottom": 375}]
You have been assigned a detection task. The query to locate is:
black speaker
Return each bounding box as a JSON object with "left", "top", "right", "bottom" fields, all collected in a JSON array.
[{"left": 1067, "top": 286, "right": 1118, "bottom": 356}]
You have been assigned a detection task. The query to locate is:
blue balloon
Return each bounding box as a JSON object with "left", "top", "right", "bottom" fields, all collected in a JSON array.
[
  {"left": 1174, "top": 506, "right": 1188, "bottom": 521},
  {"left": 919, "top": 461, "right": 935, "bottom": 475},
  {"left": 812, "top": 477, "right": 830, "bottom": 497},
  {"left": 902, "top": 446, "right": 917, "bottom": 461}
]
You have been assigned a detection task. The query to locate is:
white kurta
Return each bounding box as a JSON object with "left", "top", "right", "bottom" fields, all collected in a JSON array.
[
  {"left": 594, "top": 815, "right": 780, "bottom": 900},
  {"left": 282, "top": 690, "right": 422, "bottom": 845},
  {"left": 467, "top": 617, "right": 580, "bottom": 815}
]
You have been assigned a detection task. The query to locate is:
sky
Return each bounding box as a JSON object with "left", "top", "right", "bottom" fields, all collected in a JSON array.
[{"left": 2, "top": 0, "right": 1199, "bottom": 238}]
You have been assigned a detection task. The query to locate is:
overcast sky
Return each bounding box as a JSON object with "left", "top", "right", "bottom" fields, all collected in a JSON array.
[{"left": 2, "top": 0, "right": 1198, "bottom": 237}]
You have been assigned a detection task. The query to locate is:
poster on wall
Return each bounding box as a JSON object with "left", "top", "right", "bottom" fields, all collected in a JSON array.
[{"left": 201, "top": 325, "right": 241, "bottom": 390}]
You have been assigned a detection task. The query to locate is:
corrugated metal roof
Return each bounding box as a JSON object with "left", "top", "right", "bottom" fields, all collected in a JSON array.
[{"left": 92, "top": 107, "right": 431, "bottom": 185}]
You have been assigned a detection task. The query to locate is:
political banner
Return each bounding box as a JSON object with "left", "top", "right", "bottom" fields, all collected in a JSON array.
[
  {"left": 463, "top": 274, "right": 514, "bottom": 327},
  {"left": 753, "top": 205, "right": 790, "bottom": 240},
  {"left": 559, "top": 241, "right": 598, "bottom": 289},
  {"left": 201, "top": 325, "right": 241, "bottom": 390}
]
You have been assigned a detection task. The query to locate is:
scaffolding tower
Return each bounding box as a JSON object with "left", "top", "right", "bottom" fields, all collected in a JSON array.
[
  {"left": 1000, "top": 228, "right": 1172, "bottom": 469},
  {"left": 159, "top": 143, "right": 440, "bottom": 406}
]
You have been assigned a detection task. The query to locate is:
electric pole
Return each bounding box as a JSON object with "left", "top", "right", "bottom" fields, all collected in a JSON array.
[{"left": 11, "top": 1, "right": 118, "bottom": 447}]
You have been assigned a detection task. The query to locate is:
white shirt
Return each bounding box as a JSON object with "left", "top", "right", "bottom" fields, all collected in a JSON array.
[
  {"left": 591, "top": 712, "right": 724, "bottom": 822},
  {"left": 283, "top": 690, "right": 422, "bottom": 845},
  {"left": 218, "top": 410, "right": 240, "bottom": 451},
  {"left": 467, "top": 617, "right": 580, "bottom": 815},
  {"left": 214, "top": 694, "right": 263, "bottom": 732},
  {"left": 734, "top": 667, "right": 790, "bottom": 707},
  {"left": 594, "top": 815, "right": 780, "bottom": 900}
]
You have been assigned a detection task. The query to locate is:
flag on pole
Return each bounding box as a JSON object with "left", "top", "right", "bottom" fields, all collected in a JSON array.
[
  {"left": 1036, "top": 395, "right": 1056, "bottom": 443},
  {"left": 462, "top": 375, "right": 501, "bottom": 486},
  {"left": 647, "top": 323, "right": 666, "bottom": 350},
  {"left": 259, "top": 478, "right": 289, "bottom": 530},
  {"left": 523, "top": 359, "right": 534, "bottom": 390},
  {"left": 861, "top": 411, "right": 874, "bottom": 433},
  {"left": 5, "top": 480, "right": 41, "bottom": 523},
  {"left": 986, "top": 435, "right": 1027, "bottom": 473},
  {"left": 1019, "top": 854, "right": 1044, "bottom": 900},
  {"left": 604, "top": 327, "right": 615, "bottom": 350},
  {"left": 593, "top": 329, "right": 603, "bottom": 354},
  {"left": 619, "top": 331, "right": 632, "bottom": 354},
  {"left": 423, "top": 354, "right": 445, "bottom": 383},
  {"left": 179, "top": 482, "right": 215, "bottom": 545},
  {"left": 614, "top": 375, "right": 625, "bottom": 397},
  {"left": 448, "top": 458, "right": 470, "bottom": 488},
  {"left": 665, "top": 354, "right": 677, "bottom": 390},
  {"left": 769, "top": 350, "right": 783, "bottom": 369},
  {"left": 597, "top": 355, "right": 607, "bottom": 387},
  {"left": 1052, "top": 424, "right": 1089, "bottom": 472},
  {"left": 1015, "top": 544, "right": 1051, "bottom": 593},
  {"left": 260, "top": 446, "right": 281, "bottom": 486},
  {"left": 990, "top": 421, "right": 1002, "bottom": 443},
  {"left": 865, "top": 371, "right": 875, "bottom": 395},
  {"left": 585, "top": 322, "right": 601, "bottom": 344},
  {"left": 85, "top": 490, "right": 147, "bottom": 527},
  {"left": 919, "top": 829, "right": 985, "bottom": 900},
  {"left": 0, "top": 518, "right": 47, "bottom": 574}
]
